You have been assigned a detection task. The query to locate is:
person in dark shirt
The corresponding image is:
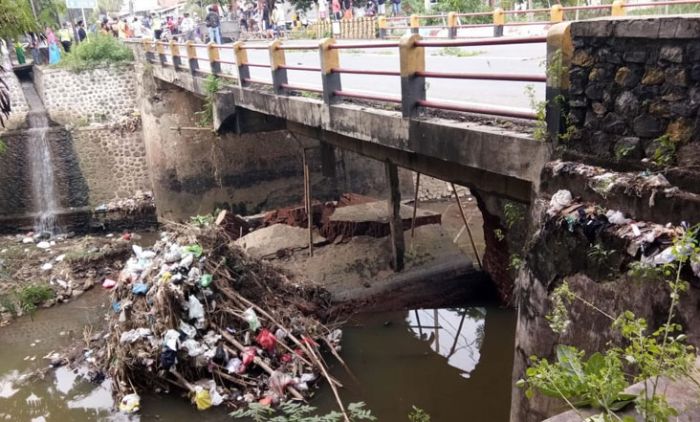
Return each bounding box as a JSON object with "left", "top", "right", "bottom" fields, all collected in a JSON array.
[
  {"left": 77, "top": 20, "right": 87, "bottom": 42},
  {"left": 205, "top": 5, "right": 222, "bottom": 44}
]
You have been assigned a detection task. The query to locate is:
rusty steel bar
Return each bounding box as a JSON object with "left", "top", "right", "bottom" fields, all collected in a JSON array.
[
  {"left": 416, "top": 70, "right": 546, "bottom": 82},
  {"left": 214, "top": 44, "right": 235, "bottom": 49},
  {"left": 504, "top": 21, "right": 554, "bottom": 26},
  {"left": 455, "top": 23, "right": 498, "bottom": 28},
  {"left": 416, "top": 14, "right": 448, "bottom": 19},
  {"left": 278, "top": 44, "right": 318, "bottom": 50},
  {"left": 455, "top": 11, "right": 493, "bottom": 16},
  {"left": 331, "top": 68, "right": 400, "bottom": 76},
  {"left": 333, "top": 90, "right": 401, "bottom": 103},
  {"left": 193, "top": 68, "right": 213, "bottom": 75},
  {"left": 503, "top": 7, "right": 550, "bottom": 14},
  {"left": 191, "top": 43, "right": 208, "bottom": 47},
  {"left": 624, "top": 0, "right": 700, "bottom": 6},
  {"left": 218, "top": 59, "right": 237, "bottom": 65},
  {"left": 330, "top": 42, "right": 399, "bottom": 49},
  {"left": 561, "top": 4, "right": 612, "bottom": 10},
  {"left": 246, "top": 62, "right": 271, "bottom": 68},
  {"left": 417, "top": 99, "right": 536, "bottom": 119},
  {"left": 280, "top": 83, "right": 323, "bottom": 93},
  {"left": 280, "top": 64, "right": 322, "bottom": 72},
  {"left": 241, "top": 44, "right": 269, "bottom": 50},
  {"left": 387, "top": 25, "right": 411, "bottom": 30},
  {"left": 415, "top": 36, "right": 546, "bottom": 47}
]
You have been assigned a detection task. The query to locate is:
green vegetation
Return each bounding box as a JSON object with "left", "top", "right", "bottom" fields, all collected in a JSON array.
[
  {"left": 408, "top": 406, "right": 431, "bottom": 422},
  {"left": 615, "top": 143, "right": 636, "bottom": 160},
  {"left": 432, "top": 47, "right": 485, "bottom": 58},
  {"left": 195, "top": 75, "right": 221, "bottom": 127},
  {"left": 57, "top": 35, "right": 134, "bottom": 71},
  {"left": 525, "top": 85, "right": 547, "bottom": 142},
  {"left": 16, "top": 284, "right": 54, "bottom": 315},
  {"left": 494, "top": 228, "right": 505, "bottom": 242},
  {"left": 190, "top": 214, "right": 215, "bottom": 227},
  {"left": 230, "top": 401, "right": 376, "bottom": 421},
  {"left": 627, "top": 261, "right": 666, "bottom": 283},
  {"left": 652, "top": 135, "right": 677, "bottom": 167},
  {"left": 504, "top": 201, "right": 524, "bottom": 229},
  {"left": 518, "top": 228, "right": 699, "bottom": 421},
  {"left": 0, "top": 139, "right": 6, "bottom": 155},
  {"left": 509, "top": 253, "right": 523, "bottom": 272}
]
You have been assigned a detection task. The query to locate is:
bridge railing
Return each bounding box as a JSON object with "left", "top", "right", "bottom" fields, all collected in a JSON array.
[
  {"left": 132, "top": 32, "right": 550, "bottom": 122},
  {"left": 286, "top": 0, "right": 700, "bottom": 40}
]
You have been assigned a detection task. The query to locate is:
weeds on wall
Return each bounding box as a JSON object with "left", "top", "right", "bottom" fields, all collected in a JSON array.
[
  {"left": 518, "top": 227, "right": 700, "bottom": 421},
  {"left": 56, "top": 35, "right": 133, "bottom": 71},
  {"left": 195, "top": 75, "right": 221, "bottom": 127},
  {"left": 525, "top": 84, "right": 547, "bottom": 142},
  {"left": 0, "top": 138, "right": 6, "bottom": 155},
  {"left": 652, "top": 135, "right": 677, "bottom": 167}
]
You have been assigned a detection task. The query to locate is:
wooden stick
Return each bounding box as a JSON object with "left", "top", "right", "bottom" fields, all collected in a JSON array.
[
  {"left": 411, "top": 172, "right": 421, "bottom": 240},
  {"left": 322, "top": 338, "right": 360, "bottom": 386},
  {"left": 450, "top": 183, "right": 482, "bottom": 269},
  {"left": 302, "top": 148, "right": 313, "bottom": 257}
]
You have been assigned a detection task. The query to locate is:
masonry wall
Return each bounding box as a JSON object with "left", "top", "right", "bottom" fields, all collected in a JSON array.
[
  {"left": 565, "top": 16, "right": 700, "bottom": 192},
  {"left": 1, "top": 53, "right": 28, "bottom": 129},
  {"left": 33, "top": 64, "right": 138, "bottom": 125}
]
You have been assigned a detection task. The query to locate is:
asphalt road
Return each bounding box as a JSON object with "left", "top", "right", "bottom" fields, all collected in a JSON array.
[{"left": 186, "top": 41, "right": 546, "bottom": 111}]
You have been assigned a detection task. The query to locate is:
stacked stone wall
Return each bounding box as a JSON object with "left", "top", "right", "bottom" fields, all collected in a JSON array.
[
  {"left": 1, "top": 53, "right": 29, "bottom": 129},
  {"left": 33, "top": 64, "right": 137, "bottom": 125},
  {"left": 566, "top": 17, "right": 700, "bottom": 192}
]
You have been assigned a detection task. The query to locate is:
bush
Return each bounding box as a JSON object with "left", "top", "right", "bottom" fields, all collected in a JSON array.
[
  {"left": 56, "top": 35, "right": 134, "bottom": 71},
  {"left": 16, "top": 284, "right": 54, "bottom": 314}
]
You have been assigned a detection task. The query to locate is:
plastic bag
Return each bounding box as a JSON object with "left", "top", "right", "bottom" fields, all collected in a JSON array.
[
  {"left": 118, "top": 393, "right": 140, "bottom": 413},
  {"left": 188, "top": 295, "right": 205, "bottom": 320},
  {"left": 256, "top": 328, "right": 277, "bottom": 352},
  {"left": 102, "top": 278, "right": 117, "bottom": 289},
  {"left": 194, "top": 387, "right": 212, "bottom": 410},
  {"left": 181, "top": 339, "right": 208, "bottom": 357},
  {"left": 132, "top": 283, "right": 149, "bottom": 295},
  {"left": 243, "top": 308, "right": 260, "bottom": 331},
  {"left": 163, "top": 329, "right": 181, "bottom": 350},
  {"left": 241, "top": 347, "right": 256, "bottom": 367},
  {"left": 183, "top": 244, "right": 204, "bottom": 258},
  {"left": 547, "top": 189, "right": 572, "bottom": 216},
  {"left": 179, "top": 320, "right": 197, "bottom": 338},
  {"left": 199, "top": 274, "right": 213, "bottom": 288},
  {"left": 269, "top": 371, "right": 294, "bottom": 397},
  {"left": 225, "top": 357, "right": 242, "bottom": 374}
]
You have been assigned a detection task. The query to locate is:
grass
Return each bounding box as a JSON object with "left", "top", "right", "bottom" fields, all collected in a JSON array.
[
  {"left": 432, "top": 47, "right": 485, "bottom": 57},
  {"left": 16, "top": 284, "right": 54, "bottom": 315},
  {"left": 56, "top": 35, "right": 133, "bottom": 72}
]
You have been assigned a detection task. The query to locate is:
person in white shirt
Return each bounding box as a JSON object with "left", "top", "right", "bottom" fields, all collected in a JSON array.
[
  {"left": 180, "top": 12, "right": 195, "bottom": 41},
  {"left": 318, "top": 0, "right": 328, "bottom": 20}
]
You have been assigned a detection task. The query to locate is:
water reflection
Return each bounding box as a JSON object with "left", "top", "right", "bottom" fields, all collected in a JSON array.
[{"left": 407, "top": 307, "right": 486, "bottom": 378}]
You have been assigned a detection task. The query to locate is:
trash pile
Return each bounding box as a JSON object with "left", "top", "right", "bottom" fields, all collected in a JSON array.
[
  {"left": 99, "top": 224, "right": 347, "bottom": 414},
  {"left": 94, "top": 191, "right": 155, "bottom": 214}
]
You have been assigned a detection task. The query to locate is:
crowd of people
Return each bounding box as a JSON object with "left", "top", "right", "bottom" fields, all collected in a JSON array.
[{"left": 21, "top": 20, "right": 88, "bottom": 65}]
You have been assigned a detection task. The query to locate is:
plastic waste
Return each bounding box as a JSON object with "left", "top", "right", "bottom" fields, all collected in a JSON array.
[
  {"left": 547, "top": 190, "right": 572, "bottom": 216},
  {"left": 202, "top": 331, "right": 222, "bottom": 347},
  {"left": 179, "top": 254, "right": 194, "bottom": 269},
  {"left": 213, "top": 345, "right": 227, "bottom": 365},
  {"left": 160, "top": 348, "right": 177, "bottom": 369},
  {"left": 181, "top": 339, "right": 208, "bottom": 357},
  {"left": 269, "top": 371, "right": 294, "bottom": 396},
  {"left": 256, "top": 329, "right": 277, "bottom": 352},
  {"left": 132, "top": 283, "right": 149, "bottom": 295},
  {"left": 41, "top": 263, "right": 53, "bottom": 271},
  {"left": 225, "top": 357, "right": 243, "bottom": 374},
  {"left": 243, "top": 308, "right": 261, "bottom": 331},
  {"left": 164, "top": 245, "right": 182, "bottom": 263},
  {"left": 194, "top": 387, "right": 212, "bottom": 410},
  {"left": 179, "top": 320, "right": 197, "bottom": 338},
  {"left": 118, "top": 393, "right": 141, "bottom": 413},
  {"left": 199, "top": 274, "right": 213, "bottom": 288},
  {"left": 163, "top": 329, "right": 181, "bottom": 350},
  {"left": 241, "top": 347, "right": 257, "bottom": 367},
  {"left": 102, "top": 279, "right": 117, "bottom": 289},
  {"left": 119, "top": 328, "right": 152, "bottom": 344},
  {"left": 36, "top": 241, "right": 51, "bottom": 249},
  {"left": 275, "top": 328, "right": 287, "bottom": 340},
  {"left": 22, "top": 237, "right": 34, "bottom": 244},
  {"left": 188, "top": 295, "right": 205, "bottom": 320},
  {"left": 184, "top": 244, "right": 204, "bottom": 258},
  {"left": 605, "top": 210, "right": 629, "bottom": 225},
  {"left": 112, "top": 301, "right": 121, "bottom": 313}
]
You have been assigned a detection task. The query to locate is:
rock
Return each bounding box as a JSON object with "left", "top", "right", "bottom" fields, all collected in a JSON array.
[
  {"left": 633, "top": 115, "right": 665, "bottom": 138},
  {"left": 623, "top": 50, "right": 647, "bottom": 63},
  {"left": 666, "top": 118, "right": 693, "bottom": 142},
  {"left": 585, "top": 84, "right": 606, "bottom": 100},
  {"left": 649, "top": 100, "right": 671, "bottom": 118},
  {"left": 602, "top": 113, "right": 626, "bottom": 134},
  {"left": 677, "top": 142, "right": 700, "bottom": 168},
  {"left": 659, "top": 46, "right": 683, "bottom": 63},
  {"left": 572, "top": 50, "right": 595, "bottom": 67},
  {"left": 588, "top": 67, "right": 608, "bottom": 82},
  {"left": 592, "top": 102, "right": 607, "bottom": 115},
  {"left": 614, "top": 91, "right": 639, "bottom": 115},
  {"left": 36, "top": 241, "right": 50, "bottom": 249},
  {"left": 686, "top": 43, "right": 700, "bottom": 62},
  {"left": 614, "top": 137, "right": 642, "bottom": 159},
  {"left": 642, "top": 68, "right": 665, "bottom": 85},
  {"left": 690, "top": 64, "right": 700, "bottom": 82},
  {"left": 41, "top": 263, "right": 53, "bottom": 271},
  {"left": 665, "top": 68, "right": 688, "bottom": 87},
  {"left": 22, "top": 237, "right": 34, "bottom": 244},
  {"left": 614, "top": 66, "right": 641, "bottom": 87}
]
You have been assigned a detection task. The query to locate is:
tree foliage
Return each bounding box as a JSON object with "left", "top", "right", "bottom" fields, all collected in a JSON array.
[{"left": 0, "top": 0, "right": 37, "bottom": 39}]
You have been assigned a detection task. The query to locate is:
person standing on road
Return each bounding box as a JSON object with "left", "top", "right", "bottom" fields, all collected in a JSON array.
[
  {"left": 377, "top": 0, "right": 386, "bottom": 15},
  {"left": 76, "top": 20, "right": 87, "bottom": 42},
  {"left": 391, "top": 0, "right": 400, "bottom": 16},
  {"left": 180, "top": 12, "right": 195, "bottom": 41},
  {"left": 46, "top": 27, "right": 61, "bottom": 64},
  {"left": 58, "top": 23, "right": 73, "bottom": 53},
  {"left": 273, "top": 3, "right": 286, "bottom": 37},
  {"left": 332, "top": 0, "right": 341, "bottom": 20},
  {"left": 152, "top": 15, "right": 163, "bottom": 40},
  {"left": 206, "top": 5, "right": 222, "bottom": 44},
  {"left": 318, "top": 0, "right": 328, "bottom": 21}
]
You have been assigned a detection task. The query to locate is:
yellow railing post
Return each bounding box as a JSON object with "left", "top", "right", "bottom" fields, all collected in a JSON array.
[
  {"left": 169, "top": 40, "right": 181, "bottom": 68},
  {"left": 546, "top": 22, "right": 573, "bottom": 142},
  {"left": 143, "top": 39, "right": 154, "bottom": 62},
  {"left": 319, "top": 38, "right": 341, "bottom": 104},
  {"left": 207, "top": 42, "right": 221, "bottom": 75},
  {"left": 447, "top": 11, "right": 457, "bottom": 39},
  {"left": 185, "top": 40, "right": 198, "bottom": 73},
  {"left": 233, "top": 41, "right": 248, "bottom": 88},
  {"left": 410, "top": 14, "right": 420, "bottom": 34},
  {"left": 269, "top": 40, "right": 287, "bottom": 94},
  {"left": 155, "top": 41, "right": 166, "bottom": 66},
  {"left": 399, "top": 33, "right": 425, "bottom": 118},
  {"left": 493, "top": 7, "right": 505, "bottom": 37},
  {"left": 378, "top": 15, "right": 388, "bottom": 39},
  {"left": 611, "top": 0, "right": 626, "bottom": 16},
  {"left": 550, "top": 4, "right": 564, "bottom": 23}
]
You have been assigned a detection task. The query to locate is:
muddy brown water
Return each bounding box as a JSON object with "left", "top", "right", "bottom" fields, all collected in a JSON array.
[{"left": 0, "top": 230, "right": 516, "bottom": 421}]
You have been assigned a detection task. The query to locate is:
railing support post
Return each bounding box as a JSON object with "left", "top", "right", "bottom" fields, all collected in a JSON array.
[
  {"left": 399, "top": 34, "right": 425, "bottom": 118},
  {"left": 385, "top": 160, "right": 405, "bottom": 272},
  {"left": 493, "top": 8, "right": 505, "bottom": 37},
  {"left": 611, "top": 0, "right": 626, "bottom": 16},
  {"left": 410, "top": 14, "right": 420, "bottom": 35},
  {"left": 156, "top": 41, "right": 166, "bottom": 66},
  {"left": 169, "top": 40, "right": 181, "bottom": 68},
  {"left": 319, "top": 38, "right": 341, "bottom": 105},
  {"left": 207, "top": 42, "right": 221, "bottom": 75},
  {"left": 546, "top": 22, "right": 573, "bottom": 143},
  {"left": 269, "top": 40, "right": 288, "bottom": 95},
  {"left": 378, "top": 16, "right": 388, "bottom": 39},
  {"left": 550, "top": 4, "right": 564, "bottom": 23},
  {"left": 143, "top": 39, "right": 155, "bottom": 63},
  {"left": 186, "top": 41, "right": 198, "bottom": 73},
  {"left": 233, "top": 42, "right": 249, "bottom": 88},
  {"left": 447, "top": 12, "right": 457, "bottom": 39}
]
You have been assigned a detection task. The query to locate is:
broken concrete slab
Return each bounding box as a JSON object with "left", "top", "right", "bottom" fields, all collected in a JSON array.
[{"left": 234, "top": 223, "right": 326, "bottom": 258}]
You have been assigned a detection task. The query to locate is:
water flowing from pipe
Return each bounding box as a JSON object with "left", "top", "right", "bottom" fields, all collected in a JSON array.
[{"left": 21, "top": 81, "right": 58, "bottom": 235}]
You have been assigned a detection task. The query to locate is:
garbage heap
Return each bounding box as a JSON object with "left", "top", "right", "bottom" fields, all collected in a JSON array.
[{"left": 103, "top": 225, "right": 342, "bottom": 413}]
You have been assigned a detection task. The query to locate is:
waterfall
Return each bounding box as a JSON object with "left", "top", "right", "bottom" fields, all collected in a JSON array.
[{"left": 21, "top": 81, "right": 59, "bottom": 235}]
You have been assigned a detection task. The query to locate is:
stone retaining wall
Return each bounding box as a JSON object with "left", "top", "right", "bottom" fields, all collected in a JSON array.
[
  {"left": 566, "top": 16, "right": 700, "bottom": 190},
  {"left": 33, "top": 64, "right": 137, "bottom": 125},
  {"left": 1, "top": 52, "right": 28, "bottom": 129}
]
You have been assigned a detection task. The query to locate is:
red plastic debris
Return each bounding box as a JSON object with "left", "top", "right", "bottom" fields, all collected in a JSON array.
[
  {"left": 256, "top": 329, "right": 277, "bottom": 352},
  {"left": 242, "top": 347, "right": 257, "bottom": 366}
]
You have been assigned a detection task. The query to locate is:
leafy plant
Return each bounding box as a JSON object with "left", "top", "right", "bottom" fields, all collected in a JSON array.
[
  {"left": 627, "top": 261, "right": 667, "bottom": 283},
  {"left": 504, "top": 201, "right": 524, "bottom": 229},
  {"left": 0, "top": 294, "right": 16, "bottom": 316},
  {"left": 615, "top": 143, "right": 635, "bottom": 160},
  {"left": 652, "top": 135, "right": 677, "bottom": 167},
  {"left": 525, "top": 84, "right": 548, "bottom": 142},
  {"left": 494, "top": 228, "right": 505, "bottom": 242},
  {"left": 16, "top": 284, "right": 54, "bottom": 315},
  {"left": 190, "top": 214, "right": 215, "bottom": 227},
  {"left": 587, "top": 242, "right": 614, "bottom": 267},
  {"left": 195, "top": 75, "right": 220, "bottom": 127},
  {"left": 57, "top": 35, "right": 134, "bottom": 71},
  {"left": 408, "top": 406, "right": 431, "bottom": 422},
  {"left": 518, "top": 227, "right": 699, "bottom": 421},
  {"left": 230, "top": 401, "right": 376, "bottom": 421},
  {"left": 509, "top": 254, "right": 523, "bottom": 272},
  {"left": 0, "top": 138, "right": 6, "bottom": 155}
]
